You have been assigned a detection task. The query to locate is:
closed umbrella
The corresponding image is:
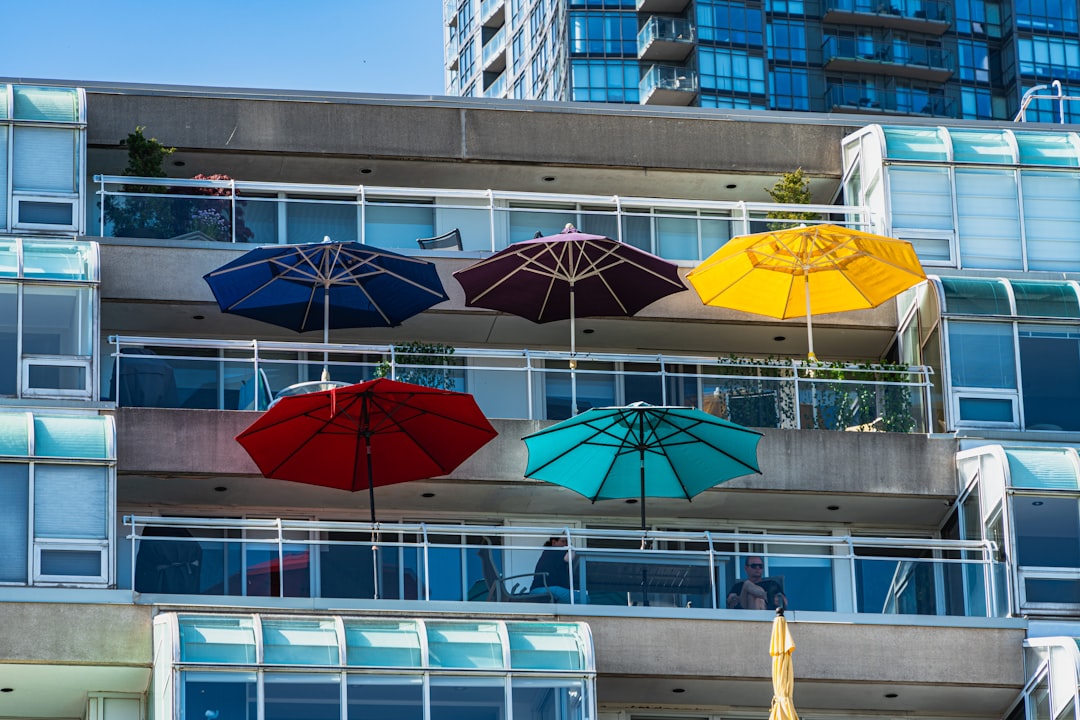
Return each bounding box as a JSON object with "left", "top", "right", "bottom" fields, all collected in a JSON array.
[
  {"left": 453, "top": 226, "right": 686, "bottom": 413},
  {"left": 522, "top": 401, "right": 763, "bottom": 531},
  {"left": 204, "top": 238, "right": 448, "bottom": 378},
  {"left": 769, "top": 608, "right": 800, "bottom": 720},
  {"left": 235, "top": 378, "right": 498, "bottom": 523},
  {"left": 687, "top": 224, "right": 926, "bottom": 360}
]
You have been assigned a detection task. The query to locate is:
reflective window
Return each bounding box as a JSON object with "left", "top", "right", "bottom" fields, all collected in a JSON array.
[
  {"left": 947, "top": 321, "right": 1016, "bottom": 388},
  {"left": 1018, "top": 326, "right": 1080, "bottom": 431},
  {"left": 958, "top": 39, "right": 991, "bottom": 82},
  {"left": 768, "top": 21, "right": 807, "bottom": 61},
  {"left": 955, "top": 169, "right": 1021, "bottom": 269},
  {"left": 1014, "top": 496, "right": 1080, "bottom": 568},
  {"left": 1017, "top": 36, "right": 1080, "bottom": 82},
  {"left": 1014, "top": 0, "right": 1078, "bottom": 33},
  {"left": 771, "top": 67, "right": 810, "bottom": 110},
  {"left": 569, "top": 11, "right": 637, "bottom": 55},
  {"left": 1012, "top": 281, "right": 1080, "bottom": 318},
  {"left": 347, "top": 676, "right": 424, "bottom": 720},
  {"left": 697, "top": 0, "right": 764, "bottom": 46},
  {"left": 698, "top": 47, "right": 766, "bottom": 94},
  {"left": 1022, "top": 171, "right": 1080, "bottom": 267},
  {"left": 570, "top": 59, "right": 640, "bottom": 102}
]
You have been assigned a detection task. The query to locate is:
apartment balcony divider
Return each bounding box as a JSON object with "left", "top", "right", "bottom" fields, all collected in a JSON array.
[
  {"left": 107, "top": 335, "right": 934, "bottom": 431},
  {"left": 93, "top": 175, "right": 871, "bottom": 264},
  {"left": 125, "top": 517, "right": 1002, "bottom": 619}
]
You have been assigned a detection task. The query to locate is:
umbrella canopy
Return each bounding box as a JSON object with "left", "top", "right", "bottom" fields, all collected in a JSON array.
[
  {"left": 686, "top": 224, "right": 926, "bottom": 360},
  {"left": 452, "top": 226, "right": 686, "bottom": 413},
  {"left": 235, "top": 378, "right": 497, "bottom": 522},
  {"left": 769, "top": 609, "right": 800, "bottom": 720},
  {"left": 204, "top": 238, "right": 449, "bottom": 342},
  {"left": 522, "top": 401, "right": 763, "bottom": 530}
]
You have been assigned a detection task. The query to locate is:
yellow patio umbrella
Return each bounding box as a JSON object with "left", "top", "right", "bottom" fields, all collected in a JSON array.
[
  {"left": 686, "top": 224, "right": 926, "bottom": 360},
  {"left": 769, "top": 608, "right": 800, "bottom": 720}
]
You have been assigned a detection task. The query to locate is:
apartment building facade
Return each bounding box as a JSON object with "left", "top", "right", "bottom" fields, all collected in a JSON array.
[
  {"left": 3, "top": 79, "right": 1080, "bottom": 719},
  {"left": 443, "top": 0, "right": 1080, "bottom": 121}
]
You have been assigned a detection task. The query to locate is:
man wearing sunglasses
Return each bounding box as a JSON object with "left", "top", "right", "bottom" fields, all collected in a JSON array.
[{"left": 727, "top": 555, "right": 786, "bottom": 610}]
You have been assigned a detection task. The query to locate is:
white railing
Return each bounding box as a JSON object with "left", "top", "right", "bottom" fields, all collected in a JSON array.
[
  {"left": 125, "top": 516, "right": 1002, "bottom": 618},
  {"left": 107, "top": 335, "right": 935, "bottom": 431},
  {"left": 92, "top": 175, "right": 871, "bottom": 264}
]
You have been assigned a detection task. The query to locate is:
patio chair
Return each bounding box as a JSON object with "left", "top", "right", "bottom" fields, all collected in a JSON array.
[
  {"left": 416, "top": 228, "right": 462, "bottom": 251},
  {"left": 478, "top": 539, "right": 556, "bottom": 602}
]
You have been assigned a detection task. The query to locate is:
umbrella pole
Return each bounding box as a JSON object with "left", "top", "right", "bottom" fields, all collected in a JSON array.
[
  {"left": 322, "top": 291, "right": 331, "bottom": 381},
  {"left": 804, "top": 271, "right": 816, "bottom": 362},
  {"left": 638, "top": 420, "right": 650, "bottom": 606},
  {"left": 570, "top": 286, "right": 578, "bottom": 415}
]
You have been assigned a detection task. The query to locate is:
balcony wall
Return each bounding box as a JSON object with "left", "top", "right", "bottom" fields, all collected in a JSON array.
[{"left": 116, "top": 409, "right": 958, "bottom": 527}]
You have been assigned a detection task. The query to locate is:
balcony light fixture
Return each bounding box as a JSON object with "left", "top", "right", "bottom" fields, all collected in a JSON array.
[
  {"left": 360, "top": 168, "right": 373, "bottom": 174},
  {"left": 774, "top": 336, "right": 786, "bottom": 341},
  {"left": 542, "top": 176, "right": 556, "bottom": 182},
  {"left": 725, "top": 183, "right": 737, "bottom": 189}
]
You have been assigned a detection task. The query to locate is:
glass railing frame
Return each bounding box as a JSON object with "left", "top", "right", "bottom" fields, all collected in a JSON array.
[
  {"left": 821, "top": 36, "right": 953, "bottom": 70},
  {"left": 92, "top": 174, "right": 872, "bottom": 263},
  {"left": 637, "top": 16, "right": 696, "bottom": 50},
  {"left": 124, "top": 516, "right": 1002, "bottom": 617},
  {"left": 106, "top": 335, "right": 935, "bottom": 430}
]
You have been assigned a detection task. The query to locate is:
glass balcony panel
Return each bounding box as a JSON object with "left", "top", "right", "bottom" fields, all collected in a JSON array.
[
  {"left": 286, "top": 198, "right": 357, "bottom": 245},
  {"left": 366, "top": 202, "right": 434, "bottom": 250},
  {"left": 237, "top": 196, "right": 280, "bottom": 244}
]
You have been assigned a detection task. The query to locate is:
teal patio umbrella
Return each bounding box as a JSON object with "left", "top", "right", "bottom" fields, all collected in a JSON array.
[{"left": 523, "top": 402, "right": 764, "bottom": 531}]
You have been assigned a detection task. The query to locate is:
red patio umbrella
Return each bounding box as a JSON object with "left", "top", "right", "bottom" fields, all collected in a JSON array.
[{"left": 236, "top": 378, "right": 498, "bottom": 522}]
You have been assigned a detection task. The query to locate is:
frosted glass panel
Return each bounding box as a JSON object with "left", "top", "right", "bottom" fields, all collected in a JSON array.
[
  {"left": 1022, "top": 172, "right": 1080, "bottom": 271},
  {"left": 12, "top": 127, "right": 77, "bottom": 193},
  {"left": 427, "top": 622, "right": 503, "bottom": 669},
  {"left": 1007, "top": 449, "right": 1079, "bottom": 489},
  {"left": 949, "top": 130, "right": 1014, "bottom": 163},
  {"left": 262, "top": 618, "right": 340, "bottom": 665},
  {"left": 22, "top": 239, "right": 96, "bottom": 281},
  {"left": 345, "top": 620, "right": 423, "bottom": 667},
  {"left": 507, "top": 623, "right": 587, "bottom": 670},
  {"left": 956, "top": 169, "right": 1021, "bottom": 269},
  {"left": 947, "top": 321, "right": 1016, "bottom": 388},
  {"left": 12, "top": 86, "right": 79, "bottom": 122},
  {"left": 179, "top": 616, "right": 258, "bottom": 663},
  {"left": 940, "top": 277, "right": 1011, "bottom": 315},
  {"left": 33, "top": 415, "right": 110, "bottom": 458},
  {"left": 882, "top": 127, "right": 949, "bottom": 160},
  {"left": 1015, "top": 132, "right": 1080, "bottom": 166},
  {"left": 888, "top": 167, "right": 953, "bottom": 229},
  {"left": 34, "top": 464, "right": 107, "bottom": 539},
  {"left": 0, "top": 412, "right": 30, "bottom": 455},
  {"left": 365, "top": 202, "right": 433, "bottom": 250},
  {"left": 1012, "top": 280, "right": 1080, "bottom": 318},
  {"left": 0, "top": 464, "right": 29, "bottom": 582}
]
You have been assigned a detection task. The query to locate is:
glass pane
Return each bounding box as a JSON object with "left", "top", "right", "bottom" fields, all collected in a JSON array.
[
  {"left": 1019, "top": 327, "right": 1080, "bottom": 431},
  {"left": 33, "top": 464, "right": 107, "bottom": 539},
  {"left": 0, "top": 237, "right": 16, "bottom": 277},
  {"left": 426, "top": 622, "right": 504, "bottom": 669},
  {"left": 23, "top": 285, "right": 92, "bottom": 356},
  {"left": 956, "top": 169, "right": 1022, "bottom": 269},
  {"left": 265, "top": 673, "right": 341, "bottom": 720},
  {"left": 12, "top": 127, "right": 76, "bottom": 194},
  {"left": 262, "top": 617, "right": 340, "bottom": 665},
  {"left": 347, "top": 676, "right": 423, "bottom": 720},
  {"left": 178, "top": 615, "right": 257, "bottom": 663},
  {"left": 27, "top": 363, "right": 86, "bottom": 391},
  {"left": 39, "top": 549, "right": 101, "bottom": 576},
  {"left": 22, "top": 239, "right": 95, "bottom": 281},
  {"left": 947, "top": 321, "right": 1016, "bottom": 388},
  {"left": 0, "top": 412, "right": 29, "bottom": 455},
  {"left": 655, "top": 215, "right": 698, "bottom": 261},
  {"left": 958, "top": 396, "right": 1014, "bottom": 422},
  {"left": 285, "top": 199, "right": 357, "bottom": 245},
  {"left": 0, "top": 286, "right": 14, "bottom": 396},
  {"left": 430, "top": 677, "right": 506, "bottom": 720},
  {"left": 1007, "top": 449, "right": 1080, "bottom": 489},
  {"left": 507, "top": 623, "right": 587, "bottom": 670},
  {"left": 888, "top": 167, "right": 953, "bottom": 231},
  {"left": 1026, "top": 577, "right": 1080, "bottom": 603},
  {"left": 1021, "top": 172, "right": 1080, "bottom": 272},
  {"left": 1012, "top": 281, "right": 1080, "bottom": 318},
  {"left": 882, "top": 127, "right": 949, "bottom": 160},
  {"left": 33, "top": 415, "right": 110, "bottom": 458},
  {"left": 0, "top": 463, "right": 29, "bottom": 582},
  {"left": 345, "top": 619, "right": 423, "bottom": 667},
  {"left": 365, "top": 202, "right": 434, "bottom": 250},
  {"left": 949, "top": 129, "right": 1015, "bottom": 162},
  {"left": 182, "top": 671, "right": 257, "bottom": 720},
  {"left": 512, "top": 678, "right": 587, "bottom": 720},
  {"left": 1015, "top": 132, "right": 1080, "bottom": 166},
  {"left": 12, "top": 86, "right": 79, "bottom": 122},
  {"left": 19, "top": 201, "right": 73, "bottom": 227},
  {"left": 1014, "top": 496, "right": 1080, "bottom": 566}
]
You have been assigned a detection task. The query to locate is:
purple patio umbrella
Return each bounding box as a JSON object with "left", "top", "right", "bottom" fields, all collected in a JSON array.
[{"left": 452, "top": 225, "right": 687, "bottom": 413}]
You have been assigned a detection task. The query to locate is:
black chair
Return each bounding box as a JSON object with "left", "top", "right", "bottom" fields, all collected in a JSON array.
[
  {"left": 416, "top": 228, "right": 462, "bottom": 251},
  {"left": 478, "top": 539, "right": 556, "bottom": 602}
]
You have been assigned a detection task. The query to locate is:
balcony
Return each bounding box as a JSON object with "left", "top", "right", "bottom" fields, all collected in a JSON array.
[
  {"left": 106, "top": 336, "right": 933, "bottom": 431},
  {"left": 822, "top": 36, "right": 954, "bottom": 82},
  {"left": 483, "top": 71, "right": 507, "bottom": 98},
  {"left": 482, "top": 25, "right": 507, "bottom": 72},
  {"left": 822, "top": 0, "right": 952, "bottom": 35},
  {"left": 637, "top": 16, "right": 695, "bottom": 62},
  {"left": 825, "top": 85, "right": 956, "bottom": 117},
  {"left": 126, "top": 517, "right": 1000, "bottom": 617},
  {"left": 640, "top": 65, "right": 698, "bottom": 105},
  {"left": 636, "top": 0, "right": 691, "bottom": 11},
  {"left": 91, "top": 175, "right": 870, "bottom": 264},
  {"left": 480, "top": 0, "right": 504, "bottom": 27}
]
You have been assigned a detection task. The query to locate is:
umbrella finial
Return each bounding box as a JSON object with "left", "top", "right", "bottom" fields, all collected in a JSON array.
[
  {"left": 776, "top": 606, "right": 785, "bottom": 617},
  {"left": 562, "top": 223, "right": 577, "bottom": 233},
  {"left": 322, "top": 236, "right": 332, "bottom": 243}
]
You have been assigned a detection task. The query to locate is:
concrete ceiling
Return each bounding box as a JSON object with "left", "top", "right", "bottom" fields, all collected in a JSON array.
[{"left": 0, "top": 665, "right": 149, "bottom": 719}]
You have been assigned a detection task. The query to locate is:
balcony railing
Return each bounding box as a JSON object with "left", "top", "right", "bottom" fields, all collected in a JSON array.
[
  {"left": 823, "top": 0, "right": 952, "bottom": 24},
  {"left": 637, "top": 17, "right": 695, "bottom": 61},
  {"left": 640, "top": 65, "right": 699, "bottom": 100},
  {"left": 825, "top": 85, "right": 956, "bottom": 117},
  {"left": 107, "top": 336, "right": 934, "bottom": 430},
  {"left": 482, "top": 25, "right": 507, "bottom": 67},
  {"left": 484, "top": 71, "right": 507, "bottom": 98},
  {"left": 93, "top": 177, "right": 868, "bottom": 263},
  {"left": 125, "top": 517, "right": 1002, "bottom": 618},
  {"left": 822, "top": 36, "right": 954, "bottom": 75}
]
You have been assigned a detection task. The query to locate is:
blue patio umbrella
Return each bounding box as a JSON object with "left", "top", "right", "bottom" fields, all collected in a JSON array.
[
  {"left": 204, "top": 238, "right": 449, "bottom": 377},
  {"left": 523, "top": 402, "right": 764, "bottom": 531}
]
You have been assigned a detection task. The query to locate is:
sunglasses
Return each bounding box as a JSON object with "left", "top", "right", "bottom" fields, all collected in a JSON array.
[{"left": 747, "top": 563, "right": 765, "bottom": 569}]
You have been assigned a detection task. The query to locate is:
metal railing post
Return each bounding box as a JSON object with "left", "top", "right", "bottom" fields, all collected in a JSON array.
[
  {"left": 230, "top": 178, "right": 237, "bottom": 243},
  {"left": 488, "top": 189, "right": 496, "bottom": 252},
  {"left": 276, "top": 518, "right": 285, "bottom": 598},
  {"left": 99, "top": 177, "right": 106, "bottom": 238}
]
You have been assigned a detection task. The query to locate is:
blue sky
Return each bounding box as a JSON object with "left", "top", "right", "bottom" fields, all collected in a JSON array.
[{"left": 4, "top": 0, "right": 446, "bottom": 95}]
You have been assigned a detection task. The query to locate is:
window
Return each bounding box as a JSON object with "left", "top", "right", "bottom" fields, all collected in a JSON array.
[
  {"left": 1018, "top": 326, "right": 1080, "bottom": 430},
  {"left": 958, "top": 38, "right": 990, "bottom": 82},
  {"left": 769, "top": 21, "right": 807, "bottom": 62},
  {"left": 569, "top": 11, "right": 637, "bottom": 56},
  {"left": 0, "top": 411, "right": 114, "bottom": 586},
  {"left": 771, "top": 67, "right": 810, "bottom": 110},
  {"left": 1, "top": 85, "right": 84, "bottom": 233},
  {"left": 0, "top": 238, "right": 98, "bottom": 399},
  {"left": 955, "top": 169, "right": 1021, "bottom": 270},
  {"left": 570, "top": 59, "right": 640, "bottom": 102},
  {"left": 947, "top": 321, "right": 1016, "bottom": 389},
  {"left": 697, "top": 0, "right": 764, "bottom": 46},
  {"left": 698, "top": 47, "right": 766, "bottom": 94}
]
